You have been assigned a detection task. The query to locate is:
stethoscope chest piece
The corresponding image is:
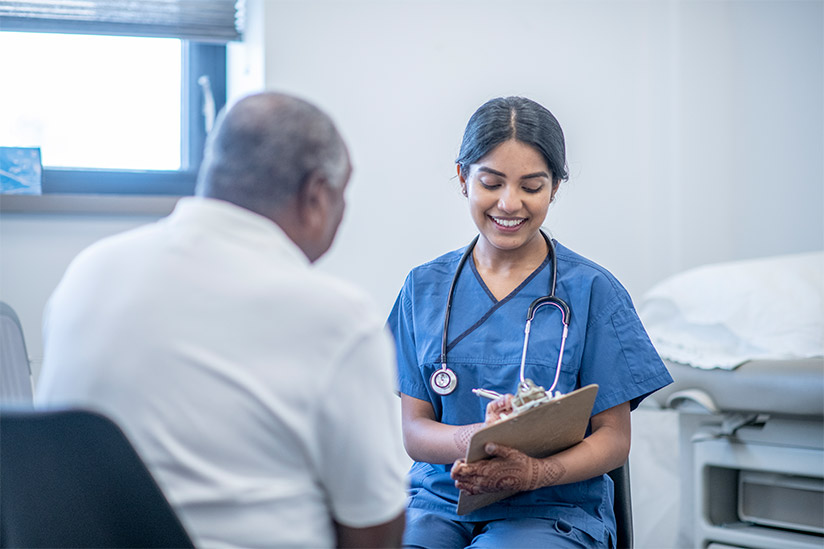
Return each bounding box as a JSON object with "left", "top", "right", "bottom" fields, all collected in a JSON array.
[{"left": 430, "top": 365, "right": 458, "bottom": 395}]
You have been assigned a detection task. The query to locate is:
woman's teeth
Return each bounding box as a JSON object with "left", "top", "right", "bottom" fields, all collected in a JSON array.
[{"left": 492, "top": 217, "right": 525, "bottom": 228}]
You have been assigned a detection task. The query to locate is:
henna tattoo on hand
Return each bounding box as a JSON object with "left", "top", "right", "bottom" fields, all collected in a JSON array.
[
  {"left": 529, "top": 459, "right": 543, "bottom": 490},
  {"left": 533, "top": 457, "right": 565, "bottom": 489},
  {"left": 451, "top": 448, "right": 566, "bottom": 495},
  {"left": 453, "top": 424, "right": 481, "bottom": 454},
  {"left": 489, "top": 464, "right": 524, "bottom": 492}
]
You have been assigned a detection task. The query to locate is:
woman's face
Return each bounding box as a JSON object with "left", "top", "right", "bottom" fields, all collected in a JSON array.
[{"left": 459, "top": 139, "right": 556, "bottom": 255}]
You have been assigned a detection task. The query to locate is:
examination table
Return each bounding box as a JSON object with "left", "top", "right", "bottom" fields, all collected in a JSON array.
[
  {"left": 637, "top": 251, "right": 824, "bottom": 549},
  {"left": 651, "top": 357, "right": 824, "bottom": 549}
]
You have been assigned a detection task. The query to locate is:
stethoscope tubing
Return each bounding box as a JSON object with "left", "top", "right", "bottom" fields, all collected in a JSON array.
[
  {"left": 439, "top": 235, "right": 478, "bottom": 368},
  {"left": 520, "top": 299, "right": 569, "bottom": 394},
  {"left": 437, "top": 230, "right": 572, "bottom": 396}
]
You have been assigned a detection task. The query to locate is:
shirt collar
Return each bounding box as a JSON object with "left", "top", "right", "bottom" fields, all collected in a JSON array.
[{"left": 168, "top": 197, "right": 310, "bottom": 267}]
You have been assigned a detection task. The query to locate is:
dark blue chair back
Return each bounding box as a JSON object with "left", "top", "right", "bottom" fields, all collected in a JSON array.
[
  {"left": 609, "top": 462, "right": 634, "bottom": 549},
  {"left": 0, "top": 408, "right": 194, "bottom": 548}
]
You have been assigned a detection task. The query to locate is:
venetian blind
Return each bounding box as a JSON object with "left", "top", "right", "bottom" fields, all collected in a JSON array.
[{"left": 0, "top": 0, "right": 243, "bottom": 42}]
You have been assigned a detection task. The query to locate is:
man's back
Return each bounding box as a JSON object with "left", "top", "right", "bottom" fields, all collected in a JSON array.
[{"left": 37, "top": 197, "right": 407, "bottom": 548}]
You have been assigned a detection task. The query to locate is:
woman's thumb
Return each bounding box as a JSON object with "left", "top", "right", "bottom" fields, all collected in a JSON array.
[{"left": 485, "top": 442, "right": 508, "bottom": 456}]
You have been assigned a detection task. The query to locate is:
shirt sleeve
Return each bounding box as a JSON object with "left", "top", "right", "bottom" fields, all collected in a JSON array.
[
  {"left": 386, "top": 276, "right": 430, "bottom": 400},
  {"left": 314, "top": 322, "right": 409, "bottom": 528},
  {"left": 579, "top": 296, "right": 674, "bottom": 415}
]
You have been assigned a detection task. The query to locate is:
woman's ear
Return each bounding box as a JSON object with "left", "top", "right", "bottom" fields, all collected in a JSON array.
[
  {"left": 551, "top": 180, "right": 560, "bottom": 202},
  {"left": 457, "top": 164, "right": 467, "bottom": 196}
]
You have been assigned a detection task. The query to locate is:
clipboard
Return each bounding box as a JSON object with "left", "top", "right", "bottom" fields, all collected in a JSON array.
[{"left": 456, "top": 384, "right": 598, "bottom": 515}]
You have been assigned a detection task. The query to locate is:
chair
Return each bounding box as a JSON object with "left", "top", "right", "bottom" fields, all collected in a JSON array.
[
  {"left": 0, "top": 408, "right": 195, "bottom": 548},
  {"left": 608, "top": 462, "right": 634, "bottom": 549},
  {"left": 0, "top": 302, "right": 33, "bottom": 405}
]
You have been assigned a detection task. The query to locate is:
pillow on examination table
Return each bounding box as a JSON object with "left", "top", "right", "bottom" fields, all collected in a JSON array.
[{"left": 638, "top": 251, "right": 824, "bottom": 369}]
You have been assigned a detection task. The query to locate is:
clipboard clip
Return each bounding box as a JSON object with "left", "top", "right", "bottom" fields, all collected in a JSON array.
[{"left": 510, "top": 378, "right": 562, "bottom": 416}]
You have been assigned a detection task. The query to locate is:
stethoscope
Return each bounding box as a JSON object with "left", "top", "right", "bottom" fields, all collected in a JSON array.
[{"left": 430, "top": 230, "right": 572, "bottom": 398}]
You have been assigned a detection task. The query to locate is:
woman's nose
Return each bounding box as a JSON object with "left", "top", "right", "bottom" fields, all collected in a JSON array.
[{"left": 497, "top": 186, "right": 522, "bottom": 213}]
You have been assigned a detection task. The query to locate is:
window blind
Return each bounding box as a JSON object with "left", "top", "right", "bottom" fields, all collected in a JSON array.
[{"left": 0, "top": 0, "right": 243, "bottom": 42}]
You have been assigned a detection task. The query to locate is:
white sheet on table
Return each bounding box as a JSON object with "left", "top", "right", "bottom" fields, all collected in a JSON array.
[{"left": 638, "top": 251, "right": 824, "bottom": 369}]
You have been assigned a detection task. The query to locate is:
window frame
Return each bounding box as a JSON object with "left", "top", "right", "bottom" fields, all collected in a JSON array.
[{"left": 25, "top": 40, "right": 227, "bottom": 197}]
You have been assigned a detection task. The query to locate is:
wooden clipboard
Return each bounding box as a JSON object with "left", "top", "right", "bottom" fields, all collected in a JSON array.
[{"left": 456, "top": 384, "right": 598, "bottom": 515}]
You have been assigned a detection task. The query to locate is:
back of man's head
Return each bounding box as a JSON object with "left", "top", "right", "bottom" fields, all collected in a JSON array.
[{"left": 195, "top": 92, "right": 349, "bottom": 218}]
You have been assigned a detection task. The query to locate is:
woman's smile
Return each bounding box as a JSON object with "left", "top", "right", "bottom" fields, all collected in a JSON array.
[{"left": 489, "top": 215, "right": 527, "bottom": 230}]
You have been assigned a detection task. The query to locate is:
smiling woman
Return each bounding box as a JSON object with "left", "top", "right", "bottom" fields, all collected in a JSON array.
[{"left": 386, "top": 95, "right": 673, "bottom": 549}]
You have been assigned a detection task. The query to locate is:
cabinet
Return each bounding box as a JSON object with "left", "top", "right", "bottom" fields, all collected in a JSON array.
[{"left": 681, "top": 413, "right": 823, "bottom": 548}]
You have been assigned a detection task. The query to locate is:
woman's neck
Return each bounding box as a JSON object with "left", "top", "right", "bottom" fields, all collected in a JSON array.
[
  {"left": 473, "top": 232, "right": 548, "bottom": 270},
  {"left": 472, "top": 233, "right": 549, "bottom": 300}
]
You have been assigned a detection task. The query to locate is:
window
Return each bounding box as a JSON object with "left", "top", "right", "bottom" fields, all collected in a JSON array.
[
  {"left": 0, "top": 1, "right": 240, "bottom": 196},
  {"left": 1, "top": 33, "right": 184, "bottom": 172}
]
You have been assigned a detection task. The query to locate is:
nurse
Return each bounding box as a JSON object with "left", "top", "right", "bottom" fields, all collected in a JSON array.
[{"left": 387, "top": 96, "right": 673, "bottom": 548}]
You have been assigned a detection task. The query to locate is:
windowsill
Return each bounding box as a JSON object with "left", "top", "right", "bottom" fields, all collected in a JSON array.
[{"left": 0, "top": 193, "right": 181, "bottom": 216}]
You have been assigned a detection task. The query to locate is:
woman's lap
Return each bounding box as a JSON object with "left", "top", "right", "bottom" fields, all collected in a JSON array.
[{"left": 403, "top": 507, "right": 603, "bottom": 549}]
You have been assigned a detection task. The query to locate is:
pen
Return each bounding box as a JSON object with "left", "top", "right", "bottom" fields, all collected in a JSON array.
[{"left": 472, "top": 388, "right": 503, "bottom": 400}]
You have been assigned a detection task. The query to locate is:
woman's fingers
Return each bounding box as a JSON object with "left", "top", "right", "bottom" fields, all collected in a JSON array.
[
  {"left": 485, "top": 394, "right": 514, "bottom": 424},
  {"left": 451, "top": 444, "right": 532, "bottom": 494}
]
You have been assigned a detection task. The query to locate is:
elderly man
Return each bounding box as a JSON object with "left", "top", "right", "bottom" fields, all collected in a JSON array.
[{"left": 37, "top": 92, "right": 407, "bottom": 548}]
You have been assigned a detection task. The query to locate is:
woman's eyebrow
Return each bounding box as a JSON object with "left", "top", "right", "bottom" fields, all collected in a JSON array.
[
  {"left": 476, "top": 167, "right": 549, "bottom": 180},
  {"left": 477, "top": 166, "right": 506, "bottom": 177},
  {"left": 521, "top": 171, "right": 550, "bottom": 180}
]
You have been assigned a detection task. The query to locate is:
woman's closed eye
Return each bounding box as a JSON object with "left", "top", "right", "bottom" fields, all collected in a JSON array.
[
  {"left": 478, "top": 180, "right": 502, "bottom": 190},
  {"left": 478, "top": 180, "right": 545, "bottom": 193}
]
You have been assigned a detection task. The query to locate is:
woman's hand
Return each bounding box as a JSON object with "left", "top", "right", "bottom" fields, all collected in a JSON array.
[
  {"left": 484, "top": 394, "right": 513, "bottom": 425},
  {"left": 450, "top": 443, "right": 565, "bottom": 495},
  {"left": 451, "top": 401, "right": 631, "bottom": 496}
]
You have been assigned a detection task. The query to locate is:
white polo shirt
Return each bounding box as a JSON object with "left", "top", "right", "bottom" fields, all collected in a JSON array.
[{"left": 37, "top": 197, "right": 408, "bottom": 549}]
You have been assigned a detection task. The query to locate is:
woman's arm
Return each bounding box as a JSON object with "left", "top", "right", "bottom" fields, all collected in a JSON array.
[
  {"left": 450, "top": 401, "right": 631, "bottom": 494},
  {"left": 401, "top": 394, "right": 487, "bottom": 464}
]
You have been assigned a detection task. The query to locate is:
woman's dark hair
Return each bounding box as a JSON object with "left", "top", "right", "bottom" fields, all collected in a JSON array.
[{"left": 456, "top": 96, "right": 568, "bottom": 185}]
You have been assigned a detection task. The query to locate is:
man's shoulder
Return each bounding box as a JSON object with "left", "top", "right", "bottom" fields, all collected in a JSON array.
[{"left": 64, "top": 222, "right": 163, "bottom": 274}]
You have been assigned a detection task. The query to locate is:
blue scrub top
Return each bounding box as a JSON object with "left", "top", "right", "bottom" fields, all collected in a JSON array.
[{"left": 387, "top": 239, "right": 673, "bottom": 543}]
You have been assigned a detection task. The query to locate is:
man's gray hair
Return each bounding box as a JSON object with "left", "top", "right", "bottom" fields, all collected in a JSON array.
[{"left": 195, "top": 92, "right": 348, "bottom": 213}]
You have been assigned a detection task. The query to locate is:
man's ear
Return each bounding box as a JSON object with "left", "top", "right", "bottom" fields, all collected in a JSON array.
[{"left": 296, "top": 171, "right": 329, "bottom": 232}]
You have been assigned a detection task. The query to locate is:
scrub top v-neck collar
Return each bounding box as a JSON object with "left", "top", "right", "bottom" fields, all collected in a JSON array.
[{"left": 445, "top": 252, "right": 551, "bottom": 355}]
